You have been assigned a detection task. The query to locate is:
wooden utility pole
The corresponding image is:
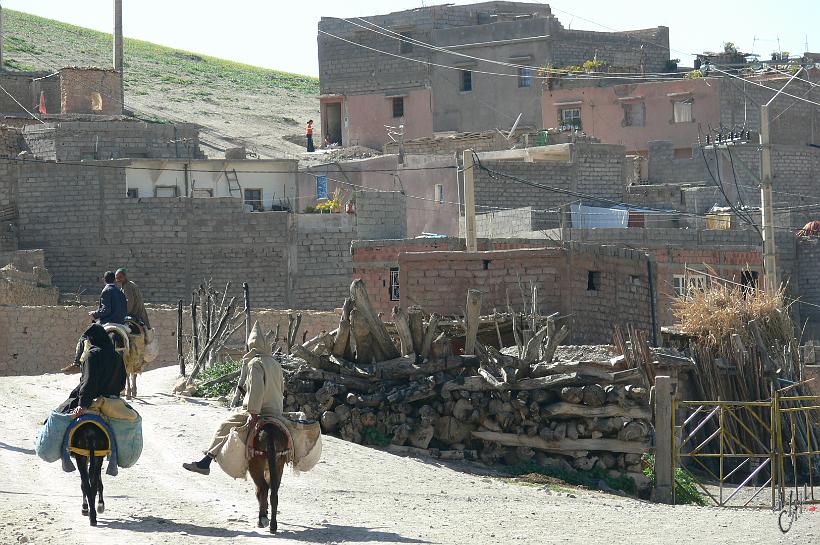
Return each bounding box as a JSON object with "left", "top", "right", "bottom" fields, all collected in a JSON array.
[
  {"left": 462, "top": 149, "right": 477, "bottom": 252},
  {"left": 652, "top": 375, "right": 675, "bottom": 504}
]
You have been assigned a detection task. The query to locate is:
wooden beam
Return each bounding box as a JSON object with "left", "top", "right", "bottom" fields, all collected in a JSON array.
[{"left": 540, "top": 401, "right": 651, "bottom": 420}]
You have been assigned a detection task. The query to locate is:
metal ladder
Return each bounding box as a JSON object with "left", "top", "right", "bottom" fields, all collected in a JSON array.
[{"left": 226, "top": 169, "right": 242, "bottom": 197}]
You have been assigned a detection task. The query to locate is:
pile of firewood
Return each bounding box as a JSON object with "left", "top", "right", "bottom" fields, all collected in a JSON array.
[{"left": 283, "top": 280, "right": 653, "bottom": 475}]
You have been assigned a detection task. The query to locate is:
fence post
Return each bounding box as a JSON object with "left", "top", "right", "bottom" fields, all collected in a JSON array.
[
  {"left": 652, "top": 375, "right": 675, "bottom": 504},
  {"left": 176, "top": 299, "right": 184, "bottom": 376}
]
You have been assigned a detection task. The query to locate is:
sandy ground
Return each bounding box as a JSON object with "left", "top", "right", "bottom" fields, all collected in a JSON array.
[{"left": 1, "top": 367, "right": 818, "bottom": 545}]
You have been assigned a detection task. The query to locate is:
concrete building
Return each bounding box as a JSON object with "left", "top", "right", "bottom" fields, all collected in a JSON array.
[
  {"left": 542, "top": 69, "right": 820, "bottom": 157},
  {"left": 543, "top": 77, "right": 721, "bottom": 156},
  {"left": 126, "top": 158, "right": 298, "bottom": 211},
  {"left": 318, "top": 2, "right": 669, "bottom": 149}
]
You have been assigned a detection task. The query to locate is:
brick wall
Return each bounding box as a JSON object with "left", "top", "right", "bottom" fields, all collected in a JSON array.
[
  {"left": 474, "top": 143, "right": 626, "bottom": 227},
  {"left": 397, "top": 244, "right": 655, "bottom": 344},
  {"left": 797, "top": 238, "right": 820, "bottom": 331},
  {"left": 60, "top": 68, "right": 123, "bottom": 115},
  {"left": 647, "top": 141, "right": 711, "bottom": 184},
  {"left": 0, "top": 305, "right": 339, "bottom": 376},
  {"left": 0, "top": 72, "right": 60, "bottom": 115},
  {"left": 21, "top": 120, "right": 202, "bottom": 161}
]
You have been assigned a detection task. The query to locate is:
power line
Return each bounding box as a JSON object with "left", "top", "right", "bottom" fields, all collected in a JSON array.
[
  {"left": 0, "top": 82, "right": 45, "bottom": 125},
  {"left": 710, "top": 67, "right": 820, "bottom": 108}
]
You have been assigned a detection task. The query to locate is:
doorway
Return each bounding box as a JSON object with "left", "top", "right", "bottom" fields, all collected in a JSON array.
[{"left": 324, "top": 102, "right": 342, "bottom": 146}]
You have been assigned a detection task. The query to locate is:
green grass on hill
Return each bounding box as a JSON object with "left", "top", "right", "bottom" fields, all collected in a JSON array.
[{"left": 3, "top": 9, "right": 319, "bottom": 96}]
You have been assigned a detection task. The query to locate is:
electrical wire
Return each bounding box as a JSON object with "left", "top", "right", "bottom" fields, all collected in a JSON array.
[
  {"left": 710, "top": 67, "right": 820, "bottom": 108},
  {"left": 0, "top": 82, "right": 45, "bottom": 124}
]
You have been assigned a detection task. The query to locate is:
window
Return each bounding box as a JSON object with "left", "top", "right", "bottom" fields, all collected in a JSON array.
[
  {"left": 392, "top": 97, "right": 404, "bottom": 118},
  {"left": 673, "top": 273, "right": 707, "bottom": 297},
  {"left": 741, "top": 270, "right": 759, "bottom": 296},
  {"left": 517, "top": 66, "right": 533, "bottom": 88},
  {"left": 389, "top": 268, "right": 400, "bottom": 301},
  {"left": 673, "top": 100, "right": 693, "bottom": 123},
  {"left": 126, "top": 188, "right": 138, "bottom": 198},
  {"left": 434, "top": 184, "right": 444, "bottom": 205},
  {"left": 672, "top": 274, "right": 686, "bottom": 297},
  {"left": 399, "top": 32, "right": 413, "bottom": 54},
  {"left": 674, "top": 148, "right": 693, "bottom": 160},
  {"left": 587, "top": 271, "right": 600, "bottom": 291},
  {"left": 559, "top": 108, "right": 581, "bottom": 130},
  {"left": 90, "top": 92, "right": 103, "bottom": 112},
  {"left": 244, "top": 188, "right": 263, "bottom": 211},
  {"left": 155, "top": 186, "right": 178, "bottom": 197},
  {"left": 623, "top": 102, "right": 646, "bottom": 127},
  {"left": 192, "top": 188, "right": 214, "bottom": 198},
  {"left": 460, "top": 70, "right": 472, "bottom": 92}
]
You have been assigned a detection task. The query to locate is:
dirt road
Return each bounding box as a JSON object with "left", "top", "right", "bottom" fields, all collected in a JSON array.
[{"left": 1, "top": 367, "right": 817, "bottom": 545}]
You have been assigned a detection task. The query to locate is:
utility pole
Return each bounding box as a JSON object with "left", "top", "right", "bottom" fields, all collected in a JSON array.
[
  {"left": 462, "top": 149, "right": 477, "bottom": 252},
  {"left": 759, "top": 67, "right": 803, "bottom": 295},
  {"left": 113, "top": 0, "right": 124, "bottom": 110}
]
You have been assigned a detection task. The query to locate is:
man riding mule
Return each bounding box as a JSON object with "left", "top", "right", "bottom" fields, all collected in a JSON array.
[
  {"left": 183, "top": 321, "right": 295, "bottom": 532},
  {"left": 183, "top": 322, "right": 285, "bottom": 475}
]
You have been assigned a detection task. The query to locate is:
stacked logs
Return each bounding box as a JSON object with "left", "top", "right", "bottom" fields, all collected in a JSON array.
[{"left": 284, "top": 280, "right": 652, "bottom": 477}]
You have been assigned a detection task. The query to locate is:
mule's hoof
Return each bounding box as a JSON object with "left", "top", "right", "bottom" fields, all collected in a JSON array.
[
  {"left": 89, "top": 519, "right": 97, "bottom": 527},
  {"left": 82, "top": 507, "right": 89, "bottom": 516},
  {"left": 270, "top": 525, "right": 277, "bottom": 534},
  {"left": 258, "top": 516, "right": 269, "bottom": 528},
  {"left": 97, "top": 502, "right": 105, "bottom": 514}
]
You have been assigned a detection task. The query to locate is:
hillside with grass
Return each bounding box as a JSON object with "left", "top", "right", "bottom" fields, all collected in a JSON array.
[{"left": 3, "top": 9, "right": 319, "bottom": 158}]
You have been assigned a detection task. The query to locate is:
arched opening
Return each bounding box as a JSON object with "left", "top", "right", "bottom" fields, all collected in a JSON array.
[{"left": 90, "top": 92, "right": 103, "bottom": 112}]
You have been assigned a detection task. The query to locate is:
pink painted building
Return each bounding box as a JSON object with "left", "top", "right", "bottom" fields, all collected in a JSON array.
[
  {"left": 542, "top": 78, "right": 721, "bottom": 156},
  {"left": 320, "top": 88, "right": 434, "bottom": 150}
]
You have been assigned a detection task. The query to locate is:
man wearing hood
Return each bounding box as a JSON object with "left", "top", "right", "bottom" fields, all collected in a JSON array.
[
  {"left": 58, "top": 323, "right": 127, "bottom": 417},
  {"left": 183, "top": 322, "right": 284, "bottom": 475}
]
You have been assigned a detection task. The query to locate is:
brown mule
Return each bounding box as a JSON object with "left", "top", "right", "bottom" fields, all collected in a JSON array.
[{"left": 247, "top": 422, "right": 290, "bottom": 533}]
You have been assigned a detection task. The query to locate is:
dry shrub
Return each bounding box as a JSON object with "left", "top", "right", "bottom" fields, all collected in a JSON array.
[{"left": 672, "top": 280, "right": 791, "bottom": 346}]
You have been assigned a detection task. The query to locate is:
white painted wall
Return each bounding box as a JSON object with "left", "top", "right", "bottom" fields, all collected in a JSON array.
[{"left": 125, "top": 159, "right": 299, "bottom": 210}]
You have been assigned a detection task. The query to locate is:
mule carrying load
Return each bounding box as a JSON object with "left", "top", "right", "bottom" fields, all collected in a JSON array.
[{"left": 105, "top": 319, "right": 159, "bottom": 398}]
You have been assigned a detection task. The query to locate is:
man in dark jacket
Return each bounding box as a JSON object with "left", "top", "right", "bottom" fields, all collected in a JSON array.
[
  {"left": 91, "top": 270, "right": 128, "bottom": 325},
  {"left": 58, "top": 323, "right": 127, "bottom": 416},
  {"left": 61, "top": 271, "right": 128, "bottom": 374}
]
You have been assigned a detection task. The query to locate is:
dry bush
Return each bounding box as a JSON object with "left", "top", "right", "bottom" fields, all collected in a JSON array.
[{"left": 672, "top": 280, "right": 791, "bottom": 346}]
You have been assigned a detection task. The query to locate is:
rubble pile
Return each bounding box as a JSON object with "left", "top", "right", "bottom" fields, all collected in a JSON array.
[{"left": 281, "top": 280, "right": 653, "bottom": 482}]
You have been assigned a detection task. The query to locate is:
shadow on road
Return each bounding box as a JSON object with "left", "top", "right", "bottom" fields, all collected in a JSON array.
[
  {"left": 100, "top": 515, "right": 260, "bottom": 537},
  {"left": 0, "top": 441, "right": 35, "bottom": 455},
  {"left": 278, "top": 522, "right": 430, "bottom": 543}
]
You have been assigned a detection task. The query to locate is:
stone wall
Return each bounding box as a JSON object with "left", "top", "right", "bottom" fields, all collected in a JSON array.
[
  {"left": 647, "top": 141, "right": 711, "bottom": 184},
  {"left": 397, "top": 244, "right": 656, "bottom": 344},
  {"left": 467, "top": 207, "right": 554, "bottom": 238},
  {"left": 21, "top": 120, "right": 202, "bottom": 161},
  {"left": 0, "top": 305, "right": 339, "bottom": 376},
  {"left": 60, "top": 68, "right": 123, "bottom": 115},
  {"left": 474, "top": 143, "right": 626, "bottom": 228}
]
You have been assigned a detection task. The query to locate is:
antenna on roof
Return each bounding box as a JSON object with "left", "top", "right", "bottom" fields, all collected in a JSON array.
[{"left": 506, "top": 113, "right": 523, "bottom": 140}]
